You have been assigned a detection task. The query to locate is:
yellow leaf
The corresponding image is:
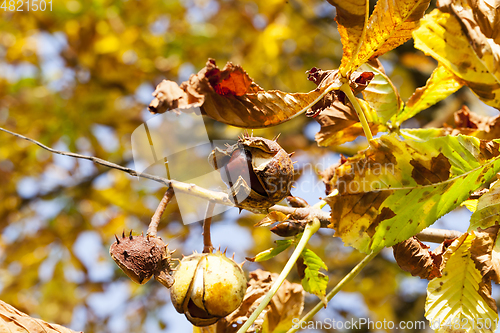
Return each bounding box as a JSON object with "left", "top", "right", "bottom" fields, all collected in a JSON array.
[
  {"left": 425, "top": 233, "right": 498, "bottom": 333},
  {"left": 461, "top": 199, "right": 478, "bottom": 213},
  {"left": 414, "top": 9, "right": 500, "bottom": 108},
  {"left": 353, "top": 0, "right": 431, "bottom": 72},
  {"left": 329, "top": 0, "right": 430, "bottom": 76},
  {"left": 327, "top": 0, "right": 369, "bottom": 77},
  {"left": 395, "top": 64, "right": 464, "bottom": 125}
]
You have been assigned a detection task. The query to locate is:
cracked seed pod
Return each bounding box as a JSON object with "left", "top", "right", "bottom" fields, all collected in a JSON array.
[
  {"left": 209, "top": 135, "right": 294, "bottom": 210},
  {"left": 170, "top": 251, "right": 247, "bottom": 327},
  {"left": 109, "top": 232, "right": 175, "bottom": 287}
]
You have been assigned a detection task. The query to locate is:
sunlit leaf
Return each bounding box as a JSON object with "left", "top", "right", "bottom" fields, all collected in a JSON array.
[
  {"left": 395, "top": 64, "right": 464, "bottom": 125},
  {"left": 439, "top": 0, "right": 500, "bottom": 87},
  {"left": 425, "top": 233, "right": 498, "bottom": 333},
  {"left": 414, "top": 9, "right": 500, "bottom": 108},
  {"left": 249, "top": 240, "right": 294, "bottom": 262},
  {"left": 300, "top": 248, "right": 328, "bottom": 306},
  {"left": 326, "top": 0, "right": 368, "bottom": 76},
  {"left": 0, "top": 300, "right": 78, "bottom": 333},
  {"left": 149, "top": 59, "right": 336, "bottom": 128},
  {"left": 469, "top": 180, "right": 500, "bottom": 231},
  {"left": 324, "top": 133, "right": 500, "bottom": 253},
  {"left": 359, "top": 63, "right": 402, "bottom": 123},
  {"left": 329, "top": 0, "right": 430, "bottom": 76}
]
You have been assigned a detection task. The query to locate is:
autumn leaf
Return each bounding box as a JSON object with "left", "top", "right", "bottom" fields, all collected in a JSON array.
[
  {"left": 215, "top": 269, "right": 304, "bottom": 333},
  {"left": 466, "top": 179, "right": 500, "bottom": 285},
  {"left": 358, "top": 62, "right": 402, "bottom": 123},
  {"left": 307, "top": 69, "right": 383, "bottom": 146},
  {"left": 324, "top": 133, "right": 500, "bottom": 253},
  {"left": 425, "top": 233, "right": 498, "bottom": 332},
  {"left": 395, "top": 64, "right": 464, "bottom": 125},
  {"left": 413, "top": 9, "right": 500, "bottom": 108},
  {"left": 148, "top": 59, "right": 336, "bottom": 128},
  {"left": 326, "top": 0, "right": 368, "bottom": 77},
  {"left": 299, "top": 248, "right": 328, "bottom": 307},
  {"left": 0, "top": 300, "right": 80, "bottom": 333},
  {"left": 393, "top": 236, "right": 449, "bottom": 280},
  {"left": 313, "top": 98, "right": 383, "bottom": 146},
  {"left": 328, "top": 0, "right": 431, "bottom": 76}
]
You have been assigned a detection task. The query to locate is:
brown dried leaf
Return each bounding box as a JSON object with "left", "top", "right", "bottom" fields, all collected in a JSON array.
[
  {"left": 306, "top": 68, "right": 382, "bottom": 146},
  {"left": 216, "top": 269, "right": 304, "bottom": 333},
  {"left": 452, "top": 105, "right": 500, "bottom": 140},
  {"left": 0, "top": 300, "right": 80, "bottom": 333},
  {"left": 149, "top": 59, "right": 327, "bottom": 128},
  {"left": 393, "top": 236, "right": 449, "bottom": 280},
  {"left": 470, "top": 225, "right": 500, "bottom": 284}
]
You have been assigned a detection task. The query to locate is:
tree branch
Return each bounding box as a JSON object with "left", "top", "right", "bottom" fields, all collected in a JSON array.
[{"left": 0, "top": 126, "right": 461, "bottom": 244}]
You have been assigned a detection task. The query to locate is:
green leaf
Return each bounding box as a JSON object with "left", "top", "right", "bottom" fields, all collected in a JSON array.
[
  {"left": 469, "top": 180, "right": 500, "bottom": 231},
  {"left": 252, "top": 240, "right": 294, "bottom": 262},
  {"left": 413, "top": 9, "right": 500, "bottom": 109},
  {"left": 325, "top": 133, "right": 500, "bottom": 253},
  {"left": 425, "top": 233, "right": 498, "bottom": 332},
  {"left": 395, "top": 64, "right": 463, "bottom": 125},
  {"left": 359, "top": 63, "right": 402, "bottom": 123},
  {"left": 300, "top": 248, "right": 328, "bottom": 306}
]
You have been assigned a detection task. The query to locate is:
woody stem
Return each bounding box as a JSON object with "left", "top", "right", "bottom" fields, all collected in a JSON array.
[
  {"left": 202, "top": 201, "right": 216, "bottom": 253},
  {"left": 147, "top": 187, "right": 175, "bottom": 237}
]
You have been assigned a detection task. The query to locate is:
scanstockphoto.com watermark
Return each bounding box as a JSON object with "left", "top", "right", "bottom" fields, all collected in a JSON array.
[{"left": 291, "top": 318, "right": 427, "bottom": 331}]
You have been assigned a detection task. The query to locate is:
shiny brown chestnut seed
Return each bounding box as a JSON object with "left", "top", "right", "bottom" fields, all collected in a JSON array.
[
  {"left": 209, "top": 135, "right": 294, "bottom": 210},
  {"left": 109, "top": 232, "right": 175, "bottom": 287},
  {"left": 170, "top": 252, "right": 247, "bottom": 327}
]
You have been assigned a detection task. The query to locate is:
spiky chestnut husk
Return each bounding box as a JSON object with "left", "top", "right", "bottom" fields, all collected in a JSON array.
[
  {"left": 209, "top": 135, "right": 294, "bottom": 210},
  {"left": 109, "top": 232, "right": 174, "bottom": 287},
  {"left": 170, "top": 251, "right": 247, "bottom": 327}
]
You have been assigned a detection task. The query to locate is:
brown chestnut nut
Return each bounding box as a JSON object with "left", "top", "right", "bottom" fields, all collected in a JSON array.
[{"left": 209, "top": 134, "right": 294, "bottom": 210}]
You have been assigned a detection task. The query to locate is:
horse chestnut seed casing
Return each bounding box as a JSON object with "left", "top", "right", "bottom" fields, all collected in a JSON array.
[
  {"left": 170, "top": 252, "right": 247, "bottom": 327},
  {"left": 208, "top": 135, "right": 294, "bottom": 210}
]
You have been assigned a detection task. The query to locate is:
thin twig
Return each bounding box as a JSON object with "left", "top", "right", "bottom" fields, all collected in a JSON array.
[
  {"left": 202, "top": 202, "right": 216, "bottom": 253},
  {"left": 147, "top": 187, "right": 175, "bottom": 237},
  {"left": 0, "top": 126, "right": 461, "bottom": 244}
]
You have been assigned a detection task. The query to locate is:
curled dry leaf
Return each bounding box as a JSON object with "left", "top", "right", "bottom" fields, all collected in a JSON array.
[
  {"left": 470, "top": 225, "right": 500, "bottom": 284},
  {"left": 305, "top": 68, "right": 383, "bottom": 146},
  {"left": 451, "top": 105, "right": 500, "bottom": 140},
  {"left": 0, "top": 300, "right": 80, "bottom": 333},
  {"left": 215, "top": 269, "right": 304, "bottom": 333},
  {"left": 149, "top": 59, "right": 327, "bottom": 128},
  {"left": 393, "top": 236, "right": 454, "bottom": 280}
]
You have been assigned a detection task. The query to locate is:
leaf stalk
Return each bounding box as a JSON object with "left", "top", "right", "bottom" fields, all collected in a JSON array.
[{"left": 340, "top": 82, "right": 374, "bottom": 142}]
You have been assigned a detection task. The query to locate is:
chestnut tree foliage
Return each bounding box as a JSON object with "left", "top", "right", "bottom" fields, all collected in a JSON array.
[{"left": 1, "top": 0, "right": 500, "bottom": 332}]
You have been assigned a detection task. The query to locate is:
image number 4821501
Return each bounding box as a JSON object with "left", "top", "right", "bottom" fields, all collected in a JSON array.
[{"left": 1, "top": 0, "right": 52, "bottom": 11}]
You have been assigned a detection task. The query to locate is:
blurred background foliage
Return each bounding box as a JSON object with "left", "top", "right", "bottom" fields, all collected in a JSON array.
[{"left": 0, "top": 0, "right": 496, "bottom": 332}]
